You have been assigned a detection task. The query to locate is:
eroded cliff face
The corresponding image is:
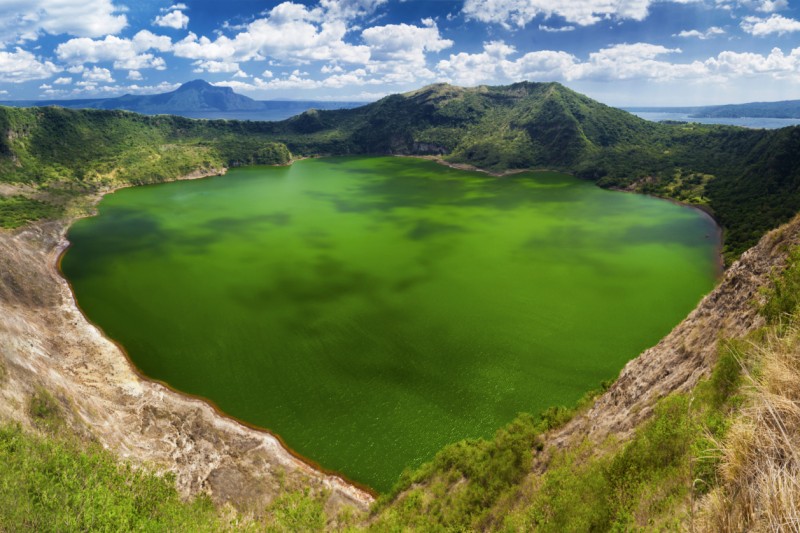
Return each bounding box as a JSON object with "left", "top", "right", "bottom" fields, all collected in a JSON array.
[
  {"left": 548, "top": 214, "right": 800, "bottom": 452},
  {"left": 0, "top": 216, "right": 372, "bottom": 516}
]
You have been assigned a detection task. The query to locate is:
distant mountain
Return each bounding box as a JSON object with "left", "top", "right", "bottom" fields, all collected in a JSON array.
[
  {"left": 94, "top": 79, "right": 265, "bottom": 112},
  {"left": 691, "top": 100, "right": 800, "bottom": 119},
  {"left": 0, "top": 80, "right": 363, "bottom": 119},
  {"left": 626, "top": 99, "right": 800, "bottom": 119}
]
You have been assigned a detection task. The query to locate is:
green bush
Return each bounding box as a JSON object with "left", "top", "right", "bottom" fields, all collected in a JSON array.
[
  {"left": 0, "top": 196, "right": 61, "bottom": 228},
  {"left": 28, "top": 388, "right": 63, "bottom": 433},
  {"left": 265, "top": 489, "right": 327, "bottom": 532},
  {"left": 0, "top": 423, "right": 225, "bottom": 531}
]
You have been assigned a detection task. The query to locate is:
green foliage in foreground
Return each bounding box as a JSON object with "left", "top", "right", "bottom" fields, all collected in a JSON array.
[
  {"left": 368, "top": 383, "right": 611, "bottom": 530},
  {"left": 0, "top": 196, "right": 62, "bottom": 228},
  {"left": 0, "top": 419, "right": 339, "bottom": 532},
  {"left": 760, "top": 245, "right": 800, "bottom": 325},
  {"left": 1, "top": 383, "right": 335, "bottom": 531},
  {"left": 0, "top": 423, "right": 225, "bottom": 531},
  {"left": 266, "top": 489, "right": 328, "bottom": 532}
]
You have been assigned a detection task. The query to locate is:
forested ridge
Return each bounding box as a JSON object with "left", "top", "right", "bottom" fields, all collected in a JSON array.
[{"left": 3, "top": 81, "right": 800, "bottom": 261}]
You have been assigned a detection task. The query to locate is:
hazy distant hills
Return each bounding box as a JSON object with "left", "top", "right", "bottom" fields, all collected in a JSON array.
[
  {"left": 627, "top": 99, "right": 800, "bottom": 119},
  {"left": 0, "top": 80, "right": 362, "bottom": 120}
]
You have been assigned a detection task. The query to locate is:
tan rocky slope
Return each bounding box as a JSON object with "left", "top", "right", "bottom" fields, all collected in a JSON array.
[{"left": 0, "top": 217, "right": 373, "bottom": 514}]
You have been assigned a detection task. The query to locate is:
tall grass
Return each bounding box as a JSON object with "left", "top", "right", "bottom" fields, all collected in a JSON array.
[
  {"left": 699, "top": 247, "right": 800, "bottom": 531},
  {"left": 699, "top": 324, "right": 800, "bottom": 531}
]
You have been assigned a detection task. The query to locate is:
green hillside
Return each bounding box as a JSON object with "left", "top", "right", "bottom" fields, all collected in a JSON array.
[{"left": 2, "top": 81, "right": 800, "bottom": 260}]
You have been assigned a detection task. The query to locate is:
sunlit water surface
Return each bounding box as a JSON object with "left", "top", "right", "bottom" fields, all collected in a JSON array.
[{"left": 62, "top": 157, "right": 719, "bottom": 491}]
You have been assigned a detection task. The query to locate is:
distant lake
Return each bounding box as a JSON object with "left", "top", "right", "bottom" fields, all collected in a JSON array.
[
  {"left": 629, "top": 111, "right": 800, "bottom": 129},
  {"left": 62, "top": 157, "right": 719, "bottom": 492}
]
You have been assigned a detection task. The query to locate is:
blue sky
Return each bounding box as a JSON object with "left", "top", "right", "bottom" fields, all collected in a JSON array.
[{"left": 0, "top": 0, "right": 799, "bottom": 105}]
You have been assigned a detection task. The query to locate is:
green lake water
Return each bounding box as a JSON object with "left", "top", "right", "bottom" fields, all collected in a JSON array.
[{"left": 61, "top": 157, "right": 719, "bottom": 492}]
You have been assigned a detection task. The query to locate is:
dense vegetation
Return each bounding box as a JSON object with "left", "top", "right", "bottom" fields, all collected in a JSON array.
[
  {"left": 4, "top": 81, "right": 798, "bottom": 260},
  {"left": 0, "top": 196, "right": 62, "bottom": 228},
  {"left": 0, "top": 106, "right": 292, "bottom": 187}
]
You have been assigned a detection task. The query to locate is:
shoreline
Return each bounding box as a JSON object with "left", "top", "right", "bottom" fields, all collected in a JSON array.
[
  {"left": 607, "top": 186, "right": 726, "bottom": 277},
  {"left": 52, "top": 166, "right": 378, "bottom": 500},
  {"left": 403, "top": 154, "right": 727, "bottom": 276}
]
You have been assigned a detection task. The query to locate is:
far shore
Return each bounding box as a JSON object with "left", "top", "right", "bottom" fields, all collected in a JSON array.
[{"left": 395, "top": 153, "right": 726, "bottom": 275}]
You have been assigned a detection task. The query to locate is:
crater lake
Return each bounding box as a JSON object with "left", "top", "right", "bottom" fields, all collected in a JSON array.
[{"left": 61, "top": 156, "right": 720, "bottom": 492}]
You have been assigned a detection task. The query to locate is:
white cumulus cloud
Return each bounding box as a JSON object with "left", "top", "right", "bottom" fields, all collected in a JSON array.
[
  {"left": 56, "top": 31, "right": 171, "bottom": 70},
  {"left": 82, "top": 66, "right": 114, "bottom": 82},
  {"left": 461, "top": 0, "right": 702, "bottom": 28},
  {"left": 741, "top": 14, "right": 800, "bottom": 36},
  {"left": 0, "top": 48, "right": 60, "bottom": 83},
  {"left": 154, "top": 10, "right": 190, "bottom": 30},
  {"left": 0, "top": 0, "right": 127, "bottom": 42},
  {"left": 674, "top": 27, "right": 725, "bottom": 39},
  {"left": 192, "top": 60, "right": 241, "bottom": 73},
  {"left": 172, "top": 3, "right": 371, "bottom": 65},
  {"left": 362, "top": 20, "right": 453, "bottom": 63}
]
